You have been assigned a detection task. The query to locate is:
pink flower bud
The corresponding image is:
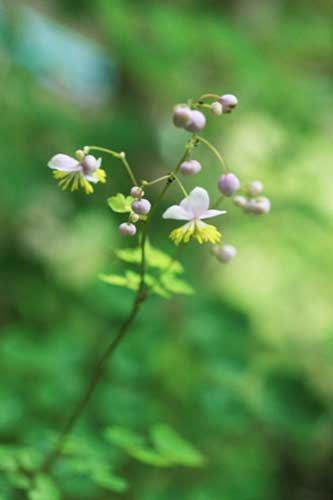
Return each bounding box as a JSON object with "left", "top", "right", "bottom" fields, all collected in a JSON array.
[
  {"left": 255, "top": 196, "right": 271, "bottom": 215},
  {"left": 218, "top": 94, "right": 238, "bottom": 113},
  {"left": 172, "top": 105, "right": 192, "bottom": 128},
  {"left": 180, "top": 160, "right": 202, "bottom": 176},
  {"left": 218, "top": 173, "right": 240, "bottom": 196},
  {"left": 248, "top": 180, "right": 264, "bottom": 197},
  {"left": 211, "top": 101, "right": 223, "bottom": 116},
  {"left": 233, "top": 195, "right": 247, "bottom": 208},
  {"left": 119, "top": 223, "right": 137, "bottom": 236},
  {"left": 184, "top": 110, "right": 207, "bottom": 132},
  {"left": 214, "top": 244, "right": 237, "bottom": 263},
  {"left": 130, "top": 186, "right": 144, "bottom": 198},
  {"left": 131, "top": 198, "right": 151, "bottom": 215}
]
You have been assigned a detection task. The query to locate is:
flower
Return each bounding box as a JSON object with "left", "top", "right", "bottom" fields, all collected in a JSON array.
[
  {"left": 48, "top": 153, "right": 106, "bottom": 194},
  {"left": 162, "top": 187, "right": 226, "bottom": 245}
]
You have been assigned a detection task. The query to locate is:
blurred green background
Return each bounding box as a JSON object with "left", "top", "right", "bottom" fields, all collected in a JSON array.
[{"left": 1, "top": 0, "right": 333, "bottom": 498}]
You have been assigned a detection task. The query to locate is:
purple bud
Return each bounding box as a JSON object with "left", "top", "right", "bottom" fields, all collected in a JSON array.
[
  {"left": 173, "top": 105, "right": 192, "bottom": 128},
  {"left": 255, "top": 196, "right": 271, "bottom": 215},
  {"left": 81, "top": 155, "right": 100, "bottom": 174},
  {"left": 218, "top": 94, "right": 238, "bottom": 113},
  {"left": 184, "top": 110, "right": 207, "bottom": 132},
  {"left": 248, "top": 180, "right": 264, "bottom": 197},
  {"left": 218, "top": 173, "right": 241, "bottom": 196},
  {"left": 211, "top": 101, "right": 223, "bottom": 116},
  {"left": 233, "top": 195, "right": 247, "bottom": 208},
  {"left": 131, "top": 198, "right": 151, "bottom": 215},
  {"left": 130, "top": 186, "right": 144, "bottom": 198},
  {"left": 243, "top": 199, "right": 258, "bottom": 213},
  {"left": 180, "top": 160, "right": 202, "bottom": 176},
  {"left": 214, "top": 244, "right": 237, "bottom": 263},
  {"left": 119, "top": 223, "right": 137, "bottom": 236}
]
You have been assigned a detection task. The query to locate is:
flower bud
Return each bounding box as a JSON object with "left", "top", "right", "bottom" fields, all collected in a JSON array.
[
  {"left": 180, "top": 160, "right": 202, "bottom": 176},
  {"left": 214, "top": 244, "right": 237, "bottom": 263},
  {"left": 184, "top": 110, "right": 207, "bottom": 132},
  {"left": 211, "top": 101, "right": 223, "bottom": 116},
  {"left": 130, "top": 186, "right": 144, "bottom": 198},
  {"left": 131, "top": 198, "right": 151, "bottom": 215},
  {"left": 219, "top": 94, "right": 238, "bottom": 113},
  {"left": 243, "top": 199, "right": 258, "bottom": 213},
  {"left": 119, "top": 223, "right": 137, "bottom": 236},
  {"left": 255, "top": 196, "right": 271, "bottom": 215},
  {"left": 218, "top": 173, "right": 240, "bottom": 196},
  {"left": 233, "top": 195, "right": 247, "bottom": 208},
  {"left": 248, "top": 180, "right": 264, "bottom": 197},
  {"left": 75, "top": 149, "right": 85, "bottom": 161},
  {"left": 129, "top": 213, "right": 140, "bottom": 223},
  {"left": 172, "top": 105, "right": 192, "bottom": 128},
  {"left": 81, "top": 155, "right": 100, "bottom": 174}
]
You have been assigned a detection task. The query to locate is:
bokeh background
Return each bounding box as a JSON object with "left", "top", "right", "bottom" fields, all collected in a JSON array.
[{"left": 1, "top": 0, "right": 333, "bottom": 498}]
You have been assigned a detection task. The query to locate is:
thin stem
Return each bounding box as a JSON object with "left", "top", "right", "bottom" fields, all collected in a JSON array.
[
  {"left": 196, "top": 135, "right": 228, "bottom": 173},
  {"left": 197, "top": 93, "right": 220, "bottom": 101},
  {"left": 87, "top": 146, "right": 137, "bottom": 185},
  {"left": 142, "top": 175, "right": 171, "bottom": 187},
  {"left": 173, "top": 174, "right": 189, "bottom": 197},
  {"left": 212, "top": 194, "right": 225, "bottom": 209}
]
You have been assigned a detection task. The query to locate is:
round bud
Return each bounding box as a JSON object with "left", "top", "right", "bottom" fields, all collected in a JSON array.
[
  {"left": 130, "top": 186, "right": 144, "bottom": 198},
  {"left": 75, "top": 149, "right": 85, "bottom": 161},
  {"left": 211, "top": 101, "right": 223, "bottom": 116},
  {"left": 214, "top": 244, "right": 237, "bottom": 263},
  {"left": 248, "top": 180, "right": 264, "bottom": 197},
  {"left": 180, "top": 160, "right": 202, "bottom": 176},
  {"left": 243, "top": 199, "right": 258, "bottom": 214},
  {"left": 119, "top": 223, "right": 137, "bottom": 236},
  {"left": 129, "top": 213, "right": 140, "bottom": 223},
  {"left": 219, "top": 94, "right": 238, "bottom": 113},
  {"left": 184, "top": 110, "right": 207, "bottom": 132},
  {"left": 131, "top": 198, "right": 151, "bottom": 215},
  {"left": 233, "top": 195, "right": 247, "bottom": 208},
  {"left": 254, "top": 196, "right": 271, "bottom": 215},
  {"left": 218, "top": 173, "right": 241, "bottom": 196},
  {"left": 172, "top": 105, "right": 192, "bottom": 128},
  {"left": 81, "top": 154, "right": 100, "bottom": 174}
]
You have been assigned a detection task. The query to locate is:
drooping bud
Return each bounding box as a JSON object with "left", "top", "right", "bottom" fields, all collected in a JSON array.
[
  {"left": 218, "top": 94, "right": 238, "bottom": 113},
  {"left": 211, "top": 101, "right": 223, "bottom": 116},
  {"left": 119, "top": 223, "right": 137, "bottom": 236},
  {"left": 130, "top": 186, "right": 144, "bottom": 198},
  {"left": 180, "top": 160, "right": 202, "bottom": 176},
  {"left": 214, "top": 244, "right": 237, "bottom": 263},
  {"left": 233, "top": 195, "right": 247, "bottom": 208},
  {"left": 184, "top": 110, "right": 207, "bottom": 132},
  {"left": 81, "top": 155, "right": 101, "bottom": 174},
  {"left": 172, "top": 105, "right": 192, "bottom": 128},
  {"left": 131, "top": 198, "right": 151, "bottom": 215},
  {"left": 248, "top": 180, "right": 264, "bottom": 197},
  {"left": 218, "top": 173, "right": 240, "bottom": 196},
  {"left": 254, "top": 196, "right": 271, "bottom": 215},
  {"left": 75, "top": 149, "right": 85, "bottom": 161}
]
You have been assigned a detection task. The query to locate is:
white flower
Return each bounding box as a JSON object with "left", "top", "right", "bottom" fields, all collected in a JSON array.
[
  {"left": 48, "top": 154, "right": 106, "bottom": 194},
  {"left": 162, "top": 187, "right": 226, "bottom": 245}
]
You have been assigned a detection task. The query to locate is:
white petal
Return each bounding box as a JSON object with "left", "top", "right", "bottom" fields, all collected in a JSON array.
[
  {"left": 200, "top": 209, "right": 226, "bottom": 220},
  {"left": 162, "top": 205, "right": 191, "bottom": 220},
  {"left": 85, "top": 174, "right": 99, "bottom": 183},
  {"left": 48, "top": 154, "right": 80, "bottom": 172},
  {"left": 180, "top": 187, "right": 210, "bottom": 218}
]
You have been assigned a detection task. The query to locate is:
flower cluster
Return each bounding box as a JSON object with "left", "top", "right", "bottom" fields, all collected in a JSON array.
[{"left": 48, "top": 90, "right": 270, "bottom": 265}]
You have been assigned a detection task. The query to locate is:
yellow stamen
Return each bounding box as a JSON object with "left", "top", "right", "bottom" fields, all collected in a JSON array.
[
  {"left": 95, "top": 169, "right": 106, "bottom": 183},
  {"left": 170, "top": 222, "right": 221, "bottom": 245}
]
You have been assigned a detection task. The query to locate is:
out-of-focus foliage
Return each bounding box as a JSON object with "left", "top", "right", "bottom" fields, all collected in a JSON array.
[{"left": 0, "top": 0, "right": 333, "bottom": 498}]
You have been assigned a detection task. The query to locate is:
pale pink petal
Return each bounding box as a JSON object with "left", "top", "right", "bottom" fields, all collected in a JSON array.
[
  {"left": 48, "top": 154, "right": 80, "bottom": 172},
  {"left": 180, "top": 187, "right": 210, "bottom": 218},
  {"left": 200, "top": 209, "right": 226, "bottom": 220},
  {"left": 162, "top": 205, "right": 191, "bottom": 220}
]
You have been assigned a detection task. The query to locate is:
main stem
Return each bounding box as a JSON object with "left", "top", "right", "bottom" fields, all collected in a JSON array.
[{"left": 41, "top": 140, "right": 193, "bottom": 474}]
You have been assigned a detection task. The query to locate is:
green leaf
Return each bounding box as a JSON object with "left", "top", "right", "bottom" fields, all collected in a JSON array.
[
  {"left": 91, "top": 468, "right": 128, "bottom": 493},
  {"left": 161, "top": 274, "right": 194, "bottom": 295},
  {"left": 7, "top": 472, "right": 31, "bottom": 490},
  {"left": 105, "top": 426, "right": 144, "bottom": 449},
  {"left": 151, "top": 425, "right": 205, "bottom": 467},
  {"left": 107, "top": 193, "right": 134, "bottom": 213},
  {"left": 28, "top": 475, "right": 60, "bottom": 500},
  {"left": 128, "top": 448, "right": 170, "bottom": 467},
  {"left": 0, "top": 448, "right": 16, "bottom": 472},
  {"left": 115, "top": 240, "right": 184, "bottom": 273}
]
